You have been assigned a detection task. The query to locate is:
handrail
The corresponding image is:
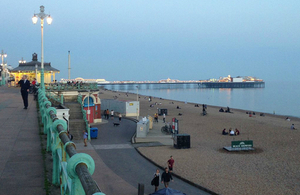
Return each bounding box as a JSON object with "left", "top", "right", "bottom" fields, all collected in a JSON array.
[
  {"left": 38, "top": 88, "right": 104, "bottom": 195},
  {"left": 77, "top": 94, "right": 91, "bottom": 140},
  {"left": 46, "top": 91, "right": 64, "bottom": 104},
  {"left": 45, "top": 83, "right": 98, "bottom": 91}
]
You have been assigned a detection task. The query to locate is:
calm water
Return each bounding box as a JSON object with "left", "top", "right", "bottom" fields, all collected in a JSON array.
[{"left": 102, "top": 81, "right": 300, "bottom": 118}]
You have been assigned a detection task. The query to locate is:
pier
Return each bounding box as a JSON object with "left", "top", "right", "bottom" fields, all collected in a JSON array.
[{"left": 98, "top": 81, "right": 265, "bottom": 90}]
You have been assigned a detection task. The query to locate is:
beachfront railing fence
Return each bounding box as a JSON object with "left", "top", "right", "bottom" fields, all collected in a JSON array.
[
  {"left": 77, "top": 94, "right": 91, "bottom": 140},
  {"left": 45, "top": 83, "right": 98, "bottom": 91},
  {"left": 46, "top": 91, "right": 64, "bottom": 104},
  {"left": 38, "top": 89, "right": 104, "bottom": 195}
]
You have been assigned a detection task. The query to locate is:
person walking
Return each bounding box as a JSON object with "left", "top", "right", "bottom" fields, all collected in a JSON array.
[
  {"left": 111, "top": 110, "right": 114, "bottom": 120},
  {"left": 154, "top": 113, "right": 158, "bottom": 123},
  {"left": 167, "top": 156, "right": 175, "bottom": 172},
  {"left": 118, "top": 113, "right": 122, "bottom": 122},
  {"left": 161, "top": 167, "right": 173, "bottom": 188},
  {"left": 151, "top": 169, "right": 160, "bottom": 192},
  {"left": 163, "top": 113, "right": 166, "bottom": 123},
  {"left": 83, "top": 130, "right": 88, "bottom": 147},
  {"left": 18, "top": 75, "right": 31, "bottom": 109},
  {"left": 106, "top": 109, "right": 110, "bottom": 119},
  {"left": 103, "top": 110, "right": 107, "bottom": 119}
]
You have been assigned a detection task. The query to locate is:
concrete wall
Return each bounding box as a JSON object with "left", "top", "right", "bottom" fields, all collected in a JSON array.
[{"left": 101, "top": 99, "right": 139, "bottom": 117}]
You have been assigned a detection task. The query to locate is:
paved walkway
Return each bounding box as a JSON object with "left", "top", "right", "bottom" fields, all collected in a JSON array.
[
  {"left": 0, "top": 86, "right": 44, "bottom": 195},
  {"left": 75, "top": 118, "right": 211, "bottom": 195},
  {"left": 0, "top": 86, "right": 212, "bottom": 195}
]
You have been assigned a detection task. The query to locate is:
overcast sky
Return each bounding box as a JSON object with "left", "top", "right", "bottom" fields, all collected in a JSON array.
[{"left": 1, "top": 1, "right": 299, "bottom": 82}]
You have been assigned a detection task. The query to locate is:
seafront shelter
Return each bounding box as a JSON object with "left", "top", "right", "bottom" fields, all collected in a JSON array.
[{"left": 11, "top": 53, "right": 59, "bottom": 85}]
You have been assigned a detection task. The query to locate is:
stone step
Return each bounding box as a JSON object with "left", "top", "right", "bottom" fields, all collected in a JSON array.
[
  {"left": 69, "top": 112, "right": 83, "bottom": 119},
  {"left": 65, "top": 102, "right": 82, "bottom": 110}
]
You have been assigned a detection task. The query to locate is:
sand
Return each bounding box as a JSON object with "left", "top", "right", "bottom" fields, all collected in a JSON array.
[{"left": 98, "top": 88, "right": 300, "bottom": 195}]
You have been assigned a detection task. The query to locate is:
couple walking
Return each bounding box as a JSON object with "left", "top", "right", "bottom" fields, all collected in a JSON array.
[{"left": 151, "top": 156, "right": 175, "bottom": 192}]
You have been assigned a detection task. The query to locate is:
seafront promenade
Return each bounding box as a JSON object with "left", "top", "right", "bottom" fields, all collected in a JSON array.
[
  {"left": 0, "top": 87, "right": 44, "bottom": 194},
  {"left": 0, "top": 87, "right": 210, "bottom": 195}
]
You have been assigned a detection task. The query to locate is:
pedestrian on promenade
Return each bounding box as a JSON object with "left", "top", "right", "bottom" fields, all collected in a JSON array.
[
  {"left": 111, "top": 110, "right": 114, "bottom": 119},
  {"left": 103, "top": 110, "right": 107, "bottom": 119},
  {"left": 18, "top": 75, "right": 31, "bottom": 109},
  {"left": 167, "top": 156, "right": 175, "bottom": 172},
  {"left": 151, "top": 169, "right": 160, "bottom": 192},
  {"left": 163, "top": 113, "right": 166, "bottom": 123},
  {"left": 83, "top": 130, "right": 88, "bottom": 147},
  {"left": 161, "top": 167, "right": 173, "bottom": 188},
  {"left": 118, "top": 113, "right": 122, "bottom": 122},
  {"left": 154, "top": 113, "right": 158, "bottom": 123},
  {"left": 106, "top": 109, "right": 110, "bottom": 119}
]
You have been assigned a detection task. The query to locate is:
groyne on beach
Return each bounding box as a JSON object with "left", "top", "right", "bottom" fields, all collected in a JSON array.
[{"left": 99, "top": 89, "right": 300, "bottom": 195}]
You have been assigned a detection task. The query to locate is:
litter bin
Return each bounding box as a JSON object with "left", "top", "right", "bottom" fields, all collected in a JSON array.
[
  {"left": 174, "top": 134, "right": 190, "bottom": 149},
  {"left": 90, "top": 127, "right": 98, "bottom": 139}
]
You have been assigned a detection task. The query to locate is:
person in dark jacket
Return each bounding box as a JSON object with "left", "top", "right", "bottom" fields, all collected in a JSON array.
[
  {"left": 18, "top": 75, "right": 31, "bottom": 109},
  {"left": 161, "top": 167, "right": 173, "bottom": 188}
]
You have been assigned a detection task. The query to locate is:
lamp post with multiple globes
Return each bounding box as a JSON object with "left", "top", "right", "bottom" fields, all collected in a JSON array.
[{"left": 32, "top": 5, "right": 52, "bottom": 91}]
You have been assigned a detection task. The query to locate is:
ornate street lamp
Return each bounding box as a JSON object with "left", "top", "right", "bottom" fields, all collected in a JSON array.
[
  {"left": 32, "top": 5, "right": 52, "bottom": 91},
  {"left": 0, "top": 50, "right": 7, "bottom": 86},
  {"left": 19, "top": 57, "right": 26, "bottom": 64}
]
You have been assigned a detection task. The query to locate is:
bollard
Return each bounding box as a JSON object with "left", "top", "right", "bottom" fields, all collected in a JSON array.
[{"left": 138, "top": 183, "right": 144, "bottom": 195}]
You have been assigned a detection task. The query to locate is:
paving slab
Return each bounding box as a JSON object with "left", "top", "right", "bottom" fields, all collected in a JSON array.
[{"left": 0, "top": 86, "right": 45, "bottom": 195}]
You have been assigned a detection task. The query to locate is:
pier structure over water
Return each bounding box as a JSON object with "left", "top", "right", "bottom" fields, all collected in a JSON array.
[{"left": 98, "top": 81, "right": 265, "bottom": 90}]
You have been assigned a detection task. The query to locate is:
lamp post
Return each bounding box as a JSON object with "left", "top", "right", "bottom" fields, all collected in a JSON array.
[
  {"left": 32, "top": 5, "right": 52, "bottom": 91},
  {"left": 35, "top": 64, "right": 38, "bottom": 80},
  {"left": 1, "top": 50, "right": 7, "bottom": 86},
  {"left": 136, "top": 85, "right": 139, "bottom": 120}
]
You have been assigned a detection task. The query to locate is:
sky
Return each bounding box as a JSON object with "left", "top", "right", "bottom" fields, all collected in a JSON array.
[{"left": 1, "top": 0, "right": 300, "bottom": 82}]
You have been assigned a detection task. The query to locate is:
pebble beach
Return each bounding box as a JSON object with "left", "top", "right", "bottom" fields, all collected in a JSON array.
[{"left": 99, "top": 89, "right": 300, "bottom": 195}]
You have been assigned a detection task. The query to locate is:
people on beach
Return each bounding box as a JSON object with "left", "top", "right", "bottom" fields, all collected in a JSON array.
[
  {"left": 222, "top": 128, "right": 228, "bottom": 135},
  {"left": 83, "top": 130, "right": 88, "bottom": 146},
  {"left": 167, "top": 156, "right": 174, "bottom": 172},
  {"left": 291, "top": 124, "right": 296, "bottom": 130},
  {"left": 177, "top": 106, "right": 181, "bottom": 109},
  {"left": 235, "top": 128, "right": 240, "bottom": 135},
  {"left": 151, "top": 169, "right": 160, "bottom": 192},
  {"left": 163, "top": 113, "right": 166, "bottom": 123},
  {"left": 286, "top": 117, "right": 291, "bottom": 121},
  {"left": 226, "top": 107, "right": 231, "bottom": 113},
  {"left": 219, "top": 108, "right": 224, "bottom": 112},
  {"left": 18, "top": 75, "right": 31, "bottom": 109},
  {"left": 229, "top": 128, "right": 235, "bottom": 136}
]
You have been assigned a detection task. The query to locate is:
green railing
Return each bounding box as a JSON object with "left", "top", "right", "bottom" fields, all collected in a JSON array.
[
  {"left": 77, "top": 94, "right": 91, "bottom": 140},
  {"left": 46, "top": 91, "right": 64, "bottom": 104},
  {"left": 38, "top": 89, "right": 104, "bottom": 195},
  {"left": 45, "top": 83, "right": 98, "bottom": 91}
]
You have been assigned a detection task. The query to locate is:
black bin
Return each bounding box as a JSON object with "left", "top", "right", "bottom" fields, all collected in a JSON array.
[
  {"left": 158, "top": 109, "right": 168, "bottom": 116},
  {"left": 174, "top": 134, "right": 190, "bottom": 149}
]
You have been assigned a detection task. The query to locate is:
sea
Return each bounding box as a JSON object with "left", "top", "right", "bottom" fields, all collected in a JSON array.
[{"left": 102, "top": 80, "right": 300, "bottom": 118}]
